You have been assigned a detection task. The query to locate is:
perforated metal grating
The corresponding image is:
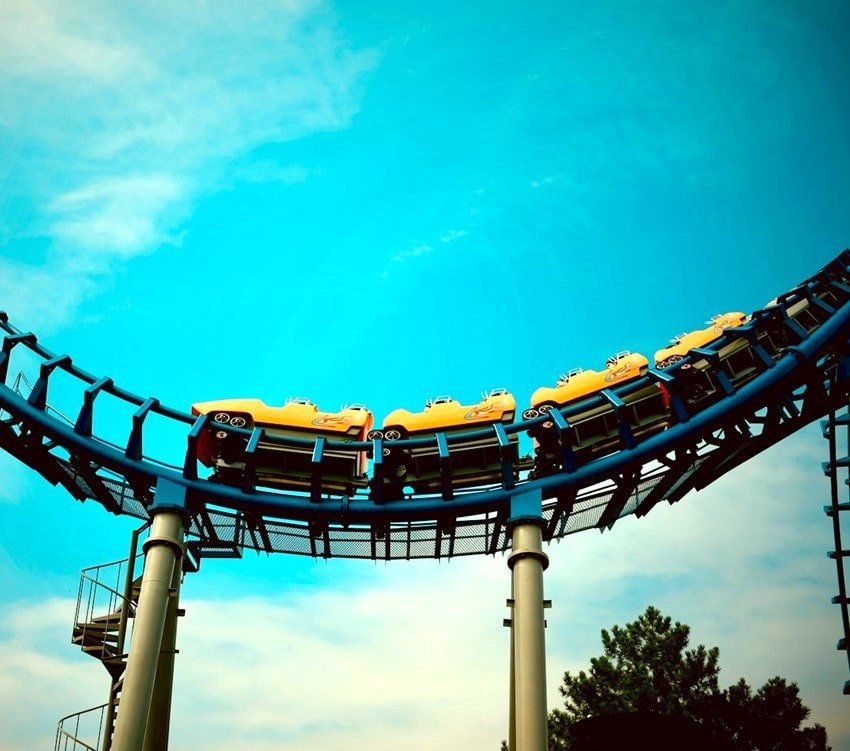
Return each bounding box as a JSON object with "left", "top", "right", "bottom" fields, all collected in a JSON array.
[
  {"left": 53, "top": 458, "right": 683, "bottom": 559},
  {"left": 2, "top": 250, "right": 850, "bottom": 564}
]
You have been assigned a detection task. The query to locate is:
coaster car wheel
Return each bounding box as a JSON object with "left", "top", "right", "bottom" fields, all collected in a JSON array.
[
  {"left": 211, "top": 411, "right": 250, "bottom": 428},
  {"left": 537, "top": 402, "right": 558, "bottom": 428},
  {"left": 383, "top": 427, "right": 406, "bottom": 441},
  {"left": 657, "top": 354, "right": 683, "bottom": 369}
]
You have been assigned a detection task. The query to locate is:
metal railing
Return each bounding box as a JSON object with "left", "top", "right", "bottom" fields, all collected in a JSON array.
[
  {"left": 54, "top": 704, "right": 106, "bottom": 751},
  {"left": 61, "top": 527, "right": 144, "bottom": 751},
  {"left": 73, "top": 557, "right": 136, "bottom": 662}
]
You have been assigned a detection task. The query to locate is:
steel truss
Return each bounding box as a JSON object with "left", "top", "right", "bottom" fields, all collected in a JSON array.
[
  {"left": 2, "top": 253, "right": 850, "bottom": 560},
  {"left": 4, "top": 250, "right": 850, "bottom": 750}
]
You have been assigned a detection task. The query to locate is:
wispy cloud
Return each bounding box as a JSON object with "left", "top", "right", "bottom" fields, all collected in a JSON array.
[
  {"left": 530, "top": 174, "right": 562, "bottom": 189},
  {"left": 439, "top": 229, "right": 468, "bottom": 243},
  {"left": 0, "top": 564, "right": 509, "bottom": 751},
  {"left": 0, "top": 1, "right": 378, "bottom": 332},
  {"left": 0, "top": 4, "right": 143, "bottom": 84},
  {"left": 172, "top": 575, "right": 508, "bottom": 750},
  {"left": 0, "top": 597, "right": 103, "bottom": 749},
  {"left": 391, "top": 243, "right": 432, "bottom": 262},
  {"left": 49, "top": 175, "right": 186, "bottom": 257},
  {"left": 380, "top": 228, "right": 469, "bottom": 277},
  {"left": 0, "top": 259, "right": 96, "bottom": 333}
]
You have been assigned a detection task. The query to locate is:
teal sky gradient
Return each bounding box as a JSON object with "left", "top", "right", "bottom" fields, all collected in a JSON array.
[{"left": 1, "top": 2, "right": 850, "bottom": 749}]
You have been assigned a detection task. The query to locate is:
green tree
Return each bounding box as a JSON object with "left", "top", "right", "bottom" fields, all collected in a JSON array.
[
  {"left": 709, "top": 676, "right": 830, "bottom": 751},
  {"left": 541, "top": 606, "right": 829, "bottom": 750},
  {"left": 555, "top": 605, "right": 720, "bottom": 719}
]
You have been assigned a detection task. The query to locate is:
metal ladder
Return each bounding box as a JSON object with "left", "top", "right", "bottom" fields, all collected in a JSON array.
[{"left": 821, "top": 407, "right": 850, "bottom": 694}]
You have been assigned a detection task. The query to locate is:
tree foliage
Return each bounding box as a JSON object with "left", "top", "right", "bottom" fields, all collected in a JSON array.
[{"left": 542, "top": 606, "right": 829, "bottom": 750}]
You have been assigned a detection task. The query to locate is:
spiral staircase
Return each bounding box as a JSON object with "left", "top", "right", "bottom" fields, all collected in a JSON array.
[{"left": 54, "top": 527, "right": 193, "bottom": 751}]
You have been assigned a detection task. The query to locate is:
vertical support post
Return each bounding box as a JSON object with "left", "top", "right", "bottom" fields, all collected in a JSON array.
[
  {"left": 141, "top": 552, "right": 183, "bottom": 751},
  {"left": 103, "top": 525, "right": 145, "bottom": 751},
  {"left": 507, "top": 488, "right": 549, "bottom": 751},
  {"left": 112, "top": 478, "right": 187, "bottom": 751},
  {"left": 508, "top": 590, "right": 517, "bottom": 751}
]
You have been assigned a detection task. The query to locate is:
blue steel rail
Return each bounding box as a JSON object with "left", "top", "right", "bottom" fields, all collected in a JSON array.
[{"left": 1, "top": 252, "right": 850, "bottom": 565}]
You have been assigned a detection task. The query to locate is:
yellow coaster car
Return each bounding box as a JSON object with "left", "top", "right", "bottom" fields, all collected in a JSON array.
[
  {"left": 525, "top": 351, "right": 649, "bottom": 416},
  {"left": 190, "top": 397, "right": 373, "bottom": 494},
  {"left": 523, "top": 353, "right": 663, "bottom": 477},
  {"left": 654, "top": 312, "right": 748, "bottom": 368},
  {"left": 371, "top": 388, "right": 516, "bottom": 440},
  {"left": 370, "top": 389, "right": 520, "bottom": 496}
]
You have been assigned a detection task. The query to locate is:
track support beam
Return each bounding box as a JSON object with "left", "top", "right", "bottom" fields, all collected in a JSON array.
[
  {"left": 141, "top": 552, "right": 183, "bottom": 751},
  {"left": 506, "top": 489, "right": 549, "bottom": 751},
  {"left": 112, "top": 480, "right": 187, "bottom": 751}
]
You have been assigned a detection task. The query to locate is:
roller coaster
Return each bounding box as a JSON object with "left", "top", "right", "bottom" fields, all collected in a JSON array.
[{"left": 3, "top": 250, "right": 850, "bottom": 751}]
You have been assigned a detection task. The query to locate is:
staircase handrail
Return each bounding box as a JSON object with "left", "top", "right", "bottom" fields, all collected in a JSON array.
[
  {"left": 78, "top": 573, "right": 132, "bottom": 608},
  {"left": 54, "top": 703, "right": 105, "bottom": 751},
  {"left": 79, "top": 557, "right": 132, "bottom": 576},
  {"left": 55, "top": 729, "right": 99, "bottom": 751}
]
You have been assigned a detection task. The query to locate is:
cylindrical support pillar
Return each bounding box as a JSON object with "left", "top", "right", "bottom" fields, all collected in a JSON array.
[
  {"left": 112, "top": 511, "right": 184, "bottom": 751},
  {"left": 103, "top": 527, "right": 145, "bottom": 751},
  {"left": 508, "top": 589, "right": 517, "bottom": 751},
  {"left": 508, "top": 522, "right": 549, "bottom": 751},
  {"left": 141, "top": 550, "right": 183, "bottom": 751}
]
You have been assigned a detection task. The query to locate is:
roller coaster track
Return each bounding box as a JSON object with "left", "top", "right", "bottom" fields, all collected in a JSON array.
[
  {"left": 0, "top": 254, "right": 849, "bottom": 568},
  {"left": 4, "top": 251, "right": 850, "bottom": 749}
]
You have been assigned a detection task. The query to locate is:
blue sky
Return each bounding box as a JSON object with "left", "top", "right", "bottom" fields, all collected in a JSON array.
[{"left": 1, "top": 1, "right": 850, "bottom": 749}]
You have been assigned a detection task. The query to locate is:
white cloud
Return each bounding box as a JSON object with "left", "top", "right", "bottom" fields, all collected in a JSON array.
[
  {"left": 0, "top": 598, "right": 103, "bottom": 751},
  {"left": 440, "top": 229, "right": 468, "bottom": 243},
  {"left": 530, "top": 175, "right": 562, "bottom": 189},
  {"left": 382, "top": 228, "right": 467, "bottom": 275},
  {"left": 0, "top": 564, "right": 510, "bottom": 751},
  {"left": 0, "top": 0, "right": 378, "bottom": 332},
  {"left": 392, "top": 244, "right": 432, "bottom": 262},
  {"left": 0, "top": 259, "right": 94, "bottom": 333},
  {"left": 49, "top": 174, "right": 186, "bottom": 256},
  {"left": 171, "top": 575, "right": 508, "bottom": 750},
  {"left": 0, "top": 3, "right": 144, "bottom": 85}
]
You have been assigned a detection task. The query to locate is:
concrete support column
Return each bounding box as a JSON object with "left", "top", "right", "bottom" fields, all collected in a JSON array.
[
  {"left": 103, "top": 526, "right": 144, "bottom": 751},
  {"left": 508, "top": 521, "right": 549, "bottom": 751},
  {"left": 112, "top": 511, "right": 184, "bottom": 751},
  {"left": 508, "top": 582, "right": 517, "bottom": 751},
  {"left": 141, "top": 550, "right": 183, "bottom": 751}
]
